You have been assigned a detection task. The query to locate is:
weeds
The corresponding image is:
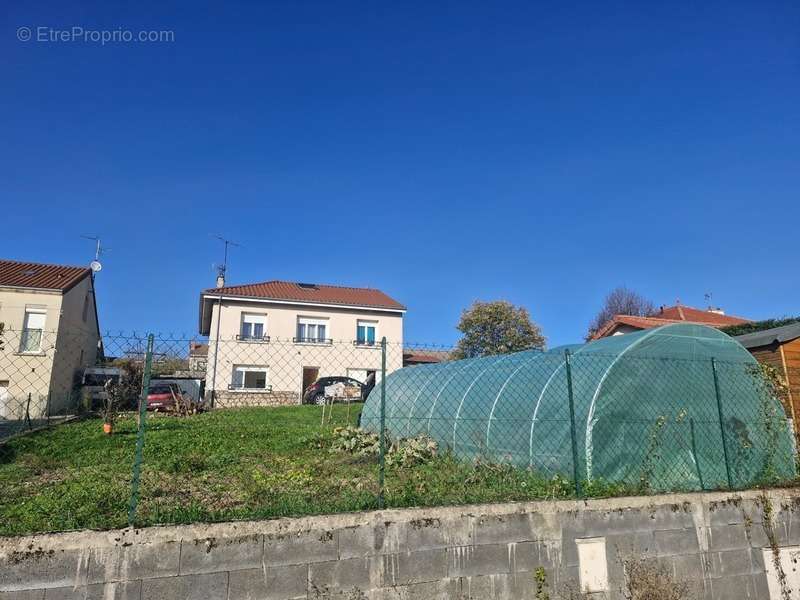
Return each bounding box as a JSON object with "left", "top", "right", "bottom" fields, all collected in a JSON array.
[
  {"left": 622, "top": 556, "right": 693, "bottom": 600},
  {"left": 637, "top": 415, "right": 667, "bottom": 493},
  {"left": 534, "top": 566, "right": 550, "bottom": 600}
]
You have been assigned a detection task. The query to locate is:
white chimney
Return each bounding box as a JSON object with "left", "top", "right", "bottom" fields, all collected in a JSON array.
[{"left": 216, "top": 274, "right": 225, "bottom": 288}]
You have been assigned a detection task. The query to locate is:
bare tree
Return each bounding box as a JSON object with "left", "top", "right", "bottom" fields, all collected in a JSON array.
[{"left": 587, "top": 287, "right": 656, "bottom": 340}]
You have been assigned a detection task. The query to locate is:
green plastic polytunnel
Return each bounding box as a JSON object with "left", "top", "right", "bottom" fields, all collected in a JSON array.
[{"left": 361, "top": 324, "right": 796, "bottom": 492}]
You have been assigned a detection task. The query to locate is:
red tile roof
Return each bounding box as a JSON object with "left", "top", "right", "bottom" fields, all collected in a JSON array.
[
  {"left": 204, "top": 280, "right": 405, "bottom": 311},
  {"left": 189, "top": 342, "right": 208, "bottom": 356},
  {"left": 655, "top": 305, "right": 749, "bottom": 326},
  {"left": 0, "top": 259, "right": 91, "bottom": 292},
  {"left": 403, "top": 349, "right": 452, "bottom": 364},
  {"left": 591, "top": 305, "right": 752, "bottom": 340}
]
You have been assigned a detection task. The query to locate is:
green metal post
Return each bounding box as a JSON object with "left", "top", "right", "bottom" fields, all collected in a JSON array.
[
  {"left": 378, "top": 336, "right": 387, "bottom": 509},
  {"left": 689, "top": 418, "right": 705, "bottom": 490},
  {"left": 712, "top": 358, "right": 734, "bottom": 490},
  {"left": 128, "top": 334, "right": 154, "bottom": 526},
  {"left": 565, "top": 350, "right": 582, "bottom": 498}
]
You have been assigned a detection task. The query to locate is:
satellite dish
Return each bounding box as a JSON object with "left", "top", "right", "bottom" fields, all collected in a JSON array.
[{"left": 90, "top": 260, "right": 102, "bottom": 272}]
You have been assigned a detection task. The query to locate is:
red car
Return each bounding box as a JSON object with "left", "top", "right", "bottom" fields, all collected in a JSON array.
[{"left": 146, "top": 383, "right": 181, "bottom": 411}]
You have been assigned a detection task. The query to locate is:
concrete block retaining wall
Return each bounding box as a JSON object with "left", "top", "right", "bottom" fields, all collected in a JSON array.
[{"left": 2, "top": 488, "right": 800, "bottom": 599}]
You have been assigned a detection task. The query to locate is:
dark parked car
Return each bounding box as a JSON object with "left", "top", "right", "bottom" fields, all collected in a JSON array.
[{"left": 303, "top": 374, "right": 376, "bottom": 405}]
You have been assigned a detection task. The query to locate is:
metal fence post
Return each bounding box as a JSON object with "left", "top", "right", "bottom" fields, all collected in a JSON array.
[
  {"left": 25, "top": 393, "right": 32, "bottom": 430},
  {"left": 128, "top": 334, "right": 154, "bottom": 526},
  {"left": 565, "top": 349, "right": 582, "bottom": 498},
  {"left": 711, "top": 358, "right": 734, "bottom": 490},
  {"left": 378, "top": 336, "right": 387, "bottom": 509}
]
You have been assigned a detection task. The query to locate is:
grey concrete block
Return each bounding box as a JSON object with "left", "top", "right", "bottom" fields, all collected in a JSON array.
[
  {"left": 309, "top": 558, "right": 372, "bottom": 593},
  {"left": 749, "top": 547, "right": 766, "bottom": 572},
  {"left": 752, "top": 571, "right": 771, "bottom": 599},
  {"left": 263, "top": 529, "right": 338, "bottom": 567},
  {"left": 745, "top": 523, "right": 770, "bottom": 549},
  {"left": 459, "top": 572, "right": 536, "bottom": 600},
  {"left": 472, "top": 512, "right": 552, "bottom": 545},
  {"left": 583, "top": 508, "right": 657, "bottom": 536},
  {"left": 43, "top": 581, "right": 141, "bottom": 600},
  {"left": 228, "top": 565, "right": 307, "bottom": 600},
  {"left": 141, "top": 572, "right": 227, "bottom": 600},
  {"left": 88, "top": 541, "right": 181, "bottom": 583},
  {"left": 512, "top": 540, "right": 562, "bottom": 573},
  {"left": 448, "top": 544, "right": 512, "bottom": 578},
  {"left": 339, "top": 521, "right": 407, "bottom": 559},
  {"left": 709, "top": 574, "right": 757, "bottom": 600},
  {"left": 0, "top": 591, "right": 45, "bottom": 600},
  {"left": 371, "top": 578, "right": 459, "bottom": 600},
  {"left": 561, "top": 527, "right": 584, "bottom": 567},
  {"left": 709, "top": 549, "right": 754, "bottom": 577},
  {"left": 179, "top": 534, "right": 262, "bottom": 575},
  {"left": 604, "top": 531, "right": 656, "bottom": 559},
  {"left": 554, "top": 564, "right": 581, "bottom": 591},
  {"left": 671, "top": 553, "right": 710, "bottom": 580},
  {"left": 654, "top": 528, "right": 700, "bottom": 556},
  {"left": 647, "top": 505, "right": 696, "bottom": 531},
  {"left": 381, "top": 549, "right": 447, "bottom": 586},
  {"left": 708, "top": 525, "right": 748, "bottom": 552},
  {"left": 0, "top": 548, "right": 89, "bottom": 591},
  {"left": 406, "top": 517, "right": 473, "bottom": 550},
  {"left": 708, "top": 500, "right": 749, "bottom": 527}
]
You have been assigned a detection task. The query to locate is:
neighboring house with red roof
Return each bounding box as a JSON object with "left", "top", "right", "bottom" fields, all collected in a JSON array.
[
  {"left": 0, "top": 259, "right": 101, "bottom": 418},
  {"left": 198, "top": 277, "right": 405, "bottom": 406},
  {"left": 590, "top": 304, "right": 750, "bottom": 340},
  {"left": 403, "top": 348, "right": 452, "bottom": 366}
]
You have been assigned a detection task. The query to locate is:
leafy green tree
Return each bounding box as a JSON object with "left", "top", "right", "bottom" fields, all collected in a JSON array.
[{"left": 452, "top": 301, "right": 545, "bottom": 359}]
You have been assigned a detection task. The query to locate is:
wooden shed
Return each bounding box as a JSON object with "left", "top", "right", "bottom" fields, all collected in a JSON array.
[{"left": 736, "top": 323, "right": 800, "bottom": 427}]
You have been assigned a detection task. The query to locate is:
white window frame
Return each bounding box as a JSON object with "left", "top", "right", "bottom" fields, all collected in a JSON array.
[
  {"left": 20, "top": 307, "right": 46, "bottom": 354},
  {"left": 230, "top": 365, "right": 270, "bottom": 392},
  {"left": 355, "top": 320, "right": 378, "bottom": 347},
  {"left": 296, "top": 317, "right": 330, "bottom": 344},
  {"left": 239, "top": 313, "right": 268, "bottom": 341}
]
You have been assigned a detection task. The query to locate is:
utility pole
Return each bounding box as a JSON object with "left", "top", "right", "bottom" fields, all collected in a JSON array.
[{"left": 208, "top": 235, "right": 239, "bottom": 408}]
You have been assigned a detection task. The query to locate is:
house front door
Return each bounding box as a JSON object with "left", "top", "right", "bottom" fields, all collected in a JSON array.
[{"left": 302, "top": 367, "right": 319, "bottom": 400}]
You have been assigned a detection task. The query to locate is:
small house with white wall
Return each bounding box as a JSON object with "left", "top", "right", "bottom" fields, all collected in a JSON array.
[{"left": 0, "top": 259, "right": 101, "bottom": 418}]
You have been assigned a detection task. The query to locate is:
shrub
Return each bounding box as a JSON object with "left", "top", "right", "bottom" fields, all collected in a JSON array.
[
  {"left": 330, "top": 426, "right": 438, "bottom": 466},
  {"left": 622, "top": 557, "right": 693, "bottom": 600}
]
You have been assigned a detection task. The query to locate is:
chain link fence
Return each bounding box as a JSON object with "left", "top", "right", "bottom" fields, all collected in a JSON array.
[{"left": 0, "top": 326, "right": 797, "bottom": 535}]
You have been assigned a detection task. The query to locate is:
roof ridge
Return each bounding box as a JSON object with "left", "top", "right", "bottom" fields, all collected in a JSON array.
[
  {"left": 208, "top": 279, "right": 383, "bottom": 293},
  {"left": 0, "top": 258, "right": 90, "bottom": 272}
]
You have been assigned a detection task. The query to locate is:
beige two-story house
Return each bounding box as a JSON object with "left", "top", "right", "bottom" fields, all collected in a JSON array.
[
  {"left": 198, "top": 279, "right": 405, "bottom": 406},
  {"left": 0, "top": 259, "right": 101, "bottom": 418}
]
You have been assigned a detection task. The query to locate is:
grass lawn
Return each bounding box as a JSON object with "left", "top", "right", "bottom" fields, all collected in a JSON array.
[{"left": 0, "top": 404, "right": 575, "bottom": 536}]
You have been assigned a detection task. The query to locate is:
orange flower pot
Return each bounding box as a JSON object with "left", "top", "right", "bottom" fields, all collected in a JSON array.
[{"left": 103, "top": 422, "right": 113, "bottom": 435}]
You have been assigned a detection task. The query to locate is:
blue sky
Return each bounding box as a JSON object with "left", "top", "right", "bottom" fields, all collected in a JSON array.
[{"left": 3, "top": 1, "right": 799, "bottom": 346}]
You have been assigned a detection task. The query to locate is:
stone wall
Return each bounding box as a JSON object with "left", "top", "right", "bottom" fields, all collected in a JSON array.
[
  {"left": 2, "top": 488, "right": 800, "bottom": 599},
  {"left": 214, "top": 390, "right": 300, "bottom": 408}
]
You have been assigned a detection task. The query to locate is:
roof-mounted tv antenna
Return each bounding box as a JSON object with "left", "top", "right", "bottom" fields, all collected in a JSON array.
[
  {"left": 81, "top": 235, "right": 108, "bottom": 272},
  {"left": 212, "top": 234, "right": 240, "bottom": 285},
  {"left": 208, "top": 235, "right": 241, "bottom": 408},
  {"left": 705, "top": 291, "right": 718, "bottom": 312}
]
